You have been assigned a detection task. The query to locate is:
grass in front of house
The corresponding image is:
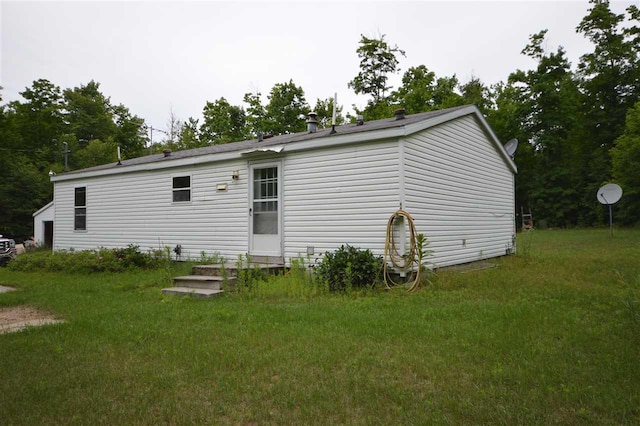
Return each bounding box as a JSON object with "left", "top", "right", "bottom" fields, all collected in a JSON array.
[{"left": 0, "top": 229, "right": 639, "bottom": 424}]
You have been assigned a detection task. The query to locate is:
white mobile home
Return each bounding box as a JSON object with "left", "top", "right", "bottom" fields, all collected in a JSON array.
[{"left": 47, "top": 105, "right": 517, "bottom": 268}]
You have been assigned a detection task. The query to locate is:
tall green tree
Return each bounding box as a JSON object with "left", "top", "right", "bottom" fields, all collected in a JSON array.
[
  {"left": 349, "top": 34, "right": 405, "bottom": 120},
  {"left": 263, "top": 80, "right": 308, "bottom": 135},
  {"left": 575, "top": 0, "right": 639, "bottom": 224},
  {"left": 200, "top": 97, "right": 247, "bottom": 144},
  {"left": 431, "top": 76, "right": 464, "bottom": 110},
  {"left": 63, "top": 80, "right": 117, "bottom": 142},
  {"left": 507, "top": 30, "right": 585, "bottom": 227},
  {"left": 112, "top": 104, "right": 147, "bottom": 159},
  {"left": 486, "top": 80, "right": 537, "bottom": 219},
  {"left": 1, "top": 78, "right": 150, "bottom": 237},
  {"left": 392, "top": 65, "right": 437, "bottom": 114},
  {"left": 0, "top": 80, "right": 67, "bottom": 237},
  {"left": 74, "top": 138, "right": 118, "bottom": 169},
  {"left": 577, "top": 0, "right": 640, "bottom": 151},
  {"left": 63, "top": 81, "right": 147, "bottom": 164},
  {"left": 9, "top": 79, "right": 66, "bottom": 164},
  {"left": 0, "top": 153, "right": 52, "bottom": 237},
  {"left": 611, "top": 101, "right": 640, "bottom": 225},
  {"left": 392, "top": 65, "right": 467, "bottom": 114},
  {"left": 243, "top": 91, "right": 267, "bottom": 137},
  {"left": 460, "top": 77, "right": 493, "bottom": 115},
  {"left": 176, "top": 117, "right": 204, "bottom": 150}
]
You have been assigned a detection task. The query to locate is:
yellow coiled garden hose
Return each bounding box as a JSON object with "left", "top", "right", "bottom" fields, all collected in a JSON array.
[{"left": 383, "top": 209, "right": 423, "bottom": 292}]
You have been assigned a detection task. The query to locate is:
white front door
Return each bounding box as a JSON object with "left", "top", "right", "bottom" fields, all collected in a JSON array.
[{"left": 249, "top": 162, "right": 282, "bottom": 256}]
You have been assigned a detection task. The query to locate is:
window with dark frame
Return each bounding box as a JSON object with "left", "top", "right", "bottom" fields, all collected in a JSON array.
[
  {"left": 74, "top": 187, "right": 87, "bottom": 231},
  {"left": 172, "top": 176, "right": 191, "bottom": 202}
]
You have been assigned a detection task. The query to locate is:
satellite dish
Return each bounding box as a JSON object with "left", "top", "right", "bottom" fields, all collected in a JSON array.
[
  {"left": 597, "top": 183, "right": 623, "bottom": 237},
  {"left": 504, "top": 139, "right": 518, "bottom": 158},
  {"left": 597, "top": 183, "right": 623, "bottom": 205}
]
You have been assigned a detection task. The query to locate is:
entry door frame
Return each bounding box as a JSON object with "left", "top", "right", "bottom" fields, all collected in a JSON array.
[
  {"left": 248, "top": 160, "right": 283, "bottom": 257},
  {"left": 43, "top": 221, "right": 54, "bottom": 248}
]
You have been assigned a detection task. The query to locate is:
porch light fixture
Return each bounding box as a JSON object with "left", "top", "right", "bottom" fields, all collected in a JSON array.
[{"left": 232, "top": 170, "right": 240, "bottom": 180}]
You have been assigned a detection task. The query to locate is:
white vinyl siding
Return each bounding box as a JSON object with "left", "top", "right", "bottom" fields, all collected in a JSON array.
[
  {"left": 49, "top": 108, "right": 516, "bottom": 269},
  {"left": 403, "top": 115, "right": 515, "bottom": 267},
  {"left": 283, "top": 140, "right": 400, "bottom": 261},
  {"left": 53, "top": 161, "right": 249, "bottom": 260}
]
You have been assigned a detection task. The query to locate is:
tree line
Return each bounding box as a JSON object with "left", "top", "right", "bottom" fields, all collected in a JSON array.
[{"left": 1, "top": 0, "right": 638, "bottom": 238}]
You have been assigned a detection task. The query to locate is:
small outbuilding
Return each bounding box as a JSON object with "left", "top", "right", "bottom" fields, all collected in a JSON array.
[
  {"left": 32, "top": 201, "right": 55, "bottom": 248},
  {"left": 44, "top": 105, "right": 517, "bottom": 268}
]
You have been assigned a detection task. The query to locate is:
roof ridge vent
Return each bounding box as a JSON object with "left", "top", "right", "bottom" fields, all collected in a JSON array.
[{"left": 395, "top": 108, "right": 406, "bottom": 120}]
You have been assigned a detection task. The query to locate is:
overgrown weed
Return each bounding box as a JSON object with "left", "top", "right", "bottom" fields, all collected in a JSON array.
[
  {"left": 234, "top": 253, "right": 267, "bottom": 293},
  {"left": 517, "top": 228, "right": 536, "bottom": 260},
  {"left": 238, "top": 257, "right": 329, "bottom": 300},
  {"left": 199, "top": 251, "right": 224, "bottom": 265}
]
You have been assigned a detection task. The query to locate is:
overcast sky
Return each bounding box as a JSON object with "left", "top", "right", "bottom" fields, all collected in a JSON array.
[{"left": 1, "top": 0, "right": 636, "bottom": 133}]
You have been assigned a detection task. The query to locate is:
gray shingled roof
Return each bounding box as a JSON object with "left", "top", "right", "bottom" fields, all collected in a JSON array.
[{"left": 63, "top": 105, "right": 471, "bottom": 175}]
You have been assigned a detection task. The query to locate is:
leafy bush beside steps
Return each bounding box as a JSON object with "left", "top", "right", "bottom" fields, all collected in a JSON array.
[{"left": 315, "top": 244, "right": 382, "bottom": 292}]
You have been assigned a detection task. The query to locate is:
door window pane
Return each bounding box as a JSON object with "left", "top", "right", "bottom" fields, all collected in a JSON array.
[
  {"left": 253, "top": 167, "right": 277, "bottom": 199},
  {"left": 253, "top": 167, "right": 278, "bottom": 235},
  {"left": 253, "top": 214, "right": 278, "bottom": 234}
]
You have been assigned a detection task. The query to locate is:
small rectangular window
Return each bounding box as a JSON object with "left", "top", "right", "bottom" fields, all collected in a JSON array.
[
  {"left": 74, "top": 187, "right": 86, "bottom": 231},
  {"left": 173, "top": 176, "right": 191, "bottom": 202}
]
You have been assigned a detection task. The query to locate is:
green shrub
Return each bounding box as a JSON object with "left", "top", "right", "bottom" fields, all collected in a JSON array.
[
  {"left": 315, "top": 245, "right": 382, "bottom": 292},
  {"left": 8, "top": 245, "right": 170, "bottom": 273}
]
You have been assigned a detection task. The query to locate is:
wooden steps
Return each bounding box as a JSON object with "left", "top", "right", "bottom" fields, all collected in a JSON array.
[{"left": 162, "top": 258, "right": 285, "bottom": 299}]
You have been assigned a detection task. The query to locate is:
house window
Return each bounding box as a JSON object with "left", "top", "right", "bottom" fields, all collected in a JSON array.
[
  {"left": 74, "top": 187, "right": 86, "bottom": 231},
  {"left": 172, "top": 176, "right": 191, "bottom": 202}
]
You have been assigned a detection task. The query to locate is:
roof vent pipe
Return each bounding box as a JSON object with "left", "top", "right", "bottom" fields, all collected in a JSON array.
[
  {"left": 306, "top": 112, "right": 318, "bottom": 133},
  {"left": 356, "top": 115, "right": 364, "bottom": 126},
  {"left": 395, "top": 108, "right": 406, "bottom": 120},
  {"left": 163, "top": 149, "right": 172, "bottom": 157},
  {"left": 258, "top": 132, "right": 263, "bottom": 142}
]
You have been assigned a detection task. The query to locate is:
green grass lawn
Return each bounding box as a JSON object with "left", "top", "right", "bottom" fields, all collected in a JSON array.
[{"left": 1, "top": 229, "right": 639, "bottom": 424}]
